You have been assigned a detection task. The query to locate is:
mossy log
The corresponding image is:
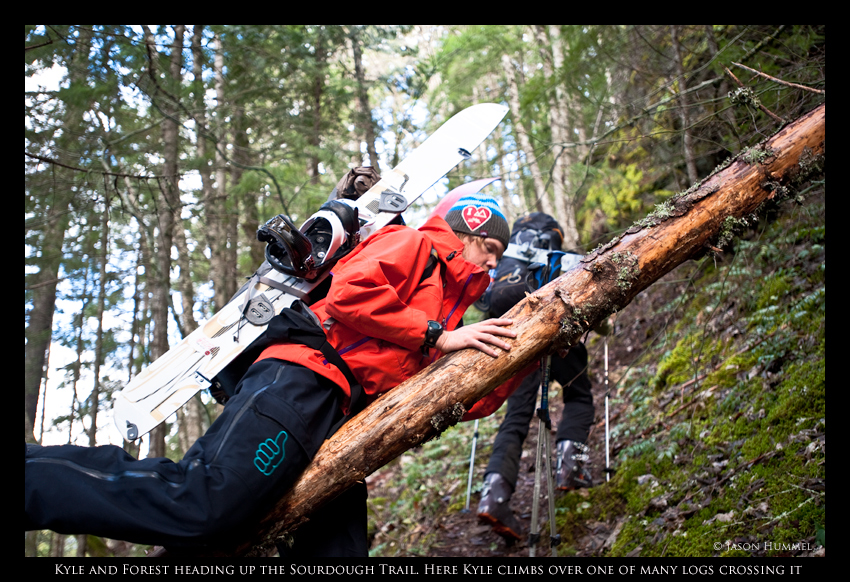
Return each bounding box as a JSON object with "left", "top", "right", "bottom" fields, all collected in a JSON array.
[{"left": 159, "top": 103, "right": 824, "bottom": 557}]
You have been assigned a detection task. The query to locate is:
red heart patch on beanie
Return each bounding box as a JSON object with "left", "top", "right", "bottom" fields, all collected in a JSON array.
[{"left": 461, "top": 205, "right": 492, "bottom": 231}]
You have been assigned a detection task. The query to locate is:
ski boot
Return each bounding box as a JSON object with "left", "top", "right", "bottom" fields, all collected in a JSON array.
[
  {"left": 477, "top": 472, "right": 523, "bottom": 541},
  {"left": 555, "top": 440, "right": 593, "bottom": 490}
]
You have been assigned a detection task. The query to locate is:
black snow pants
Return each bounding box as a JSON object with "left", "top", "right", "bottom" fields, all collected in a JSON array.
[
  {"left": 25, "top": 358, "right": 364, "bottom": 553},
  {"left": 484, "top": 342, "right": 594, "bottom": 489}
]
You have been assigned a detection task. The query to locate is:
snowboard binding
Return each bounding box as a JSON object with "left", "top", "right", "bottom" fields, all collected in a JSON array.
[{"left": 258, "top": 199, "right": 361, "bottom": 281}]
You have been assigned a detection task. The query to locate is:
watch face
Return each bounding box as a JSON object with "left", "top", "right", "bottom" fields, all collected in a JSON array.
[{"left": 425, "top": 321, "right": 443, "bottom": 347}]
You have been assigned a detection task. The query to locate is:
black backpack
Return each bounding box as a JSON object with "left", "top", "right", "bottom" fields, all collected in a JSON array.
[{"left": 484, "top": 213, "right": 565, "bottom": 317}]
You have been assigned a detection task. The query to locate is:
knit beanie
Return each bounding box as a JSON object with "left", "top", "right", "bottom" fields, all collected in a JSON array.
[{"left": 443, "top": 194, "right": 511, "bottom": 249}]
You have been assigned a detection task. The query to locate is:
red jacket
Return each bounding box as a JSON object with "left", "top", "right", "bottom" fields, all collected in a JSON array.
[{"left": 257, "top": 215, "right": 524, "bottom": 418}]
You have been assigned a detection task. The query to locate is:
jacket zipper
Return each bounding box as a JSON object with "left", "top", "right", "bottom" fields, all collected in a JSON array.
[
  {"left": 443, "top": 273, "right": 475, "bottom": 327},
  {"left": 25, "top": 457, "right": 191, "bottom": 488}
]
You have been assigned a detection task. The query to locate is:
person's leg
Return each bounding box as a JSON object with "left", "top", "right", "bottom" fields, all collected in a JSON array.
[
  {"left": 477, "top": 368, "right": 540, "bottom": 540},
  {"left": 276, "top": 481, "right": 369, "bottom": 557},
  {"left": 483, "top": 368, "right": 540, "bottom": 487},
  {"left": 552, "top": 344, "right": 594, "bottom": 489},
  {"left": 26, "top": 359, "right": 343, "bottom": 548}
]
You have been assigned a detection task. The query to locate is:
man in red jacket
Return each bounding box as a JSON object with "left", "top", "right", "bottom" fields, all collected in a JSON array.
[{"left": 26, "top": 192, "right": 519, "bottom": 556}]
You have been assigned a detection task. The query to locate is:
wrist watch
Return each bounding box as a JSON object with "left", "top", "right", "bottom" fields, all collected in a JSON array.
[{"left": 422, "top": 320, "right": 444, "bottom": 353}]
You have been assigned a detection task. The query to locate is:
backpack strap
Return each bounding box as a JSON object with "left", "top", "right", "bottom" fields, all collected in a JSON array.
[
  {"left": 419, "top": 247, "right": 441, "bottom": 284},
  {"left": 210, "top": 301, "right": 365, "bottom": 419}
]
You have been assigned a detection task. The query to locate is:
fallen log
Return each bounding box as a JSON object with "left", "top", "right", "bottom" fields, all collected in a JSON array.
[{"left": 163, "top": 102, "right": 825, "bottom": 557}]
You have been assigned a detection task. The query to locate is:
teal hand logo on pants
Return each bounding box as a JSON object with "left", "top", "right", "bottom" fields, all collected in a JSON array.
[{"left": 254, "top": 431, "right": 288, "bottom": 476}]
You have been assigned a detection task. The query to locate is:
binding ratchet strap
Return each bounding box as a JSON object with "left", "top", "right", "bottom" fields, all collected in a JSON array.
[{"left": 257, "top": 214, "right": 316, "bottom": 278}]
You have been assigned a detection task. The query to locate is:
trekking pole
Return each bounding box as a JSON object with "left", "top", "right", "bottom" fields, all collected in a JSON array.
[
  {"left": 541, "top": 381, "right": 560, "bottom": 557},
  {"left": 528, "top": 355, "right": 561, "bottom": 557},
  {"left": 604, "top": 337, "right": 613, "bottom": 482},
  {"left": 526, "top": 251, "right": 566, "bottom": 557},
  {"left": 528, "top": 360, "right": 545, "bottom": 557},
  {"left": 463, "top": 419, "right": 479, "bottom": 512}
]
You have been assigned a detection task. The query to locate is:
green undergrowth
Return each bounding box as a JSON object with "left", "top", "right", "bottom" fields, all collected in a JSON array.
[
  {"left": 367, "top": 191, "right": 824, "bottom": 558},
  {"left": 367, "top": 409, "right": 504, "bottom": 556},
  {"left": 555, "top": 193, "right": 825, "bottom": 557}
]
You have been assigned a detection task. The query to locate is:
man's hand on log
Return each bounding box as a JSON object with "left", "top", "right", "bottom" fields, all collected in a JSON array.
[{"left": 435, "top": 318, "right": 516, "bottom": 357}]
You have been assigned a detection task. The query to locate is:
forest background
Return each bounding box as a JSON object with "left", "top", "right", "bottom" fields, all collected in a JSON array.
[{"left": 25, "top": 25, "right": 825, "bottom": 558}]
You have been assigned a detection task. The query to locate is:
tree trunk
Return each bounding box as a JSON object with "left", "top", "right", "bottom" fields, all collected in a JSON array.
[
  {"left": 501, "top": 54, "right": 552, "bottom": 217},
  {"left": 671, "top": 25, "right": 699, "bottom": 185},
  {"left": 68, "top": 270, "right": 90, "bottom": 446},
  {"left": 157, "top": 103, "right": 825, "bottom": 557},
  {"left": 349, "top": 27, "right": 379, "bottom": 169},
  {"left": 24, "top": 26, "right": 92, "bottom": 442},
  {"left": 485, "top": 73, "right": 520, "bottom": 223},
  {"left": 88, "top": 205, "right": 110, "bottom": 446},
  {"left": 534, "top": 26, "right": 576, "bottom": 246},
  {"left": 309, "top": 30, "right": 327, "bottom": 185},
  {"left": 211, "top": 31, "right": 232, "bottom": 314},
  {"left": 232, "top": 104, "right": 264, "bottom": 277},
  {"left": 25, "top": 199, "right": 68, "bottom": 442},
  {"left": 193, "top": 26, "right": 241, "bottom": 320},
  {"left": 144, "top": 24, "right": 185, "bottom": 458},
  {"left": 172, "top": 194, "right": 203, "bottom": 449},
  {"left": 494, "top": 126, "right": 516, "bottom": 226}
]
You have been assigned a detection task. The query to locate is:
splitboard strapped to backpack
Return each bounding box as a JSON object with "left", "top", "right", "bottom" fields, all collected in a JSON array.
[{"left": 111, "top": 103, "right": 509, "bottom": 441}]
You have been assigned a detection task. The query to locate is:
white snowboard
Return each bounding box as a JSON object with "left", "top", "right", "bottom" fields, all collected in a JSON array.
[{"left": 112, "top": 103, "right": 509, "bottom": 441}]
